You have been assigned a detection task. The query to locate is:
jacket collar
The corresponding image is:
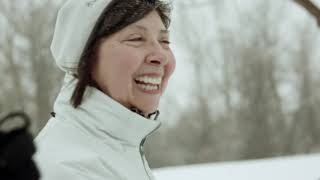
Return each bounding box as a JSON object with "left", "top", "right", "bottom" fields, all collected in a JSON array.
[{"left": 53, "top": 74, "right": 161, "bottom": 146}]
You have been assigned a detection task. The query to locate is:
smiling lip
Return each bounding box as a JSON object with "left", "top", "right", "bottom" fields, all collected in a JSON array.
[
  {"left": 135, "top": 72, "right": 164, "bottom": 78},
  {"left": 133, "top": 72, "right": 164, "bottom": 94},
  {"left": 136, "top": 85, "right": 161, "bottom": 94},
  {"left": 133, "top": 80, "right": 161, "bottom": 94}
]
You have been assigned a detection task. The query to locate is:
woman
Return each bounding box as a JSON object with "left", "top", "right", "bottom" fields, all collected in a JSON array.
[{"left": 34, "top": 0, "right": 175, "bottom": 180}]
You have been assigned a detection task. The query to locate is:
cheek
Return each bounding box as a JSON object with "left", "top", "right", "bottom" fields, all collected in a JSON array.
[
  {"left": 166, "top": 51, "right": 176, "bottom": 78},
  {"left": 100, "top": 48, "right": 142, "bottom": 90},
  {"left": 111, "top": 51, "right": 142, "bottom": 79},
  {"left": 94, "top": 45, "right": 142, "bottom": 94},
  {"left": 161, "top": 51, "right": 176, "bottom": 92}
]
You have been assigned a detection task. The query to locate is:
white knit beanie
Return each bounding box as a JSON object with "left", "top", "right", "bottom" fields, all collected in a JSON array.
[{"left": 51, "top": 0, "right": 112, "bottom": 73}]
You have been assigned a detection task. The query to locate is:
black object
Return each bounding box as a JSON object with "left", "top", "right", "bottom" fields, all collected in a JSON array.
[
  {"left": 0, "top": 112, "right": 40, "bottom": 180},
  {"left": 146, "top": 0, "right": 156, "bottom": 4},
  {"left": 50, "top": 112, "right": 56, "bottom": 118},
  {"left": 130, "top": 107, "right": 160, "bottom": 120}
]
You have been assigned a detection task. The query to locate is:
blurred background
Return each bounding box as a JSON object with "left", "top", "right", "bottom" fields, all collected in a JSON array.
[{"left": 0, "top": 0, "right": 320, "bottom": 169}]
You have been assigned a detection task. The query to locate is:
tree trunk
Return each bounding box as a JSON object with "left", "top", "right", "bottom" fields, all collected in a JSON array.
[{"left": 294, "top": 0, "right": 320, "bottom": 26}]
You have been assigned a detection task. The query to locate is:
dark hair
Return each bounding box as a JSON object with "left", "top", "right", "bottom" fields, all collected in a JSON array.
[{"left": 70, "top": 0, "right": 172, "bottom": 108}]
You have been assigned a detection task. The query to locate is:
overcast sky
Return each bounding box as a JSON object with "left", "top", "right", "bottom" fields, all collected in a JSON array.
[{"left": 159, "top": 0, "right": 320, "bottom": 123}]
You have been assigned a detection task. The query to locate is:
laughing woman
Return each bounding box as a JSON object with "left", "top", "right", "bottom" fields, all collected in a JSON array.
[{"left": 34, "top": 0, "right": 175, "bottom": 180}]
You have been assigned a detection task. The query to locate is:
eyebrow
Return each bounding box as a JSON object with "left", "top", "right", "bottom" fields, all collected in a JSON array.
[{"left": 131, "top": 25, "right": 169, "bottom": 34}]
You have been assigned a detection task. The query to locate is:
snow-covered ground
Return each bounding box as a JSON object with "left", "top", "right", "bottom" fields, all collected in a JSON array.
[{"left": 154, "top": 154, "right": 320, "bottom": 180}]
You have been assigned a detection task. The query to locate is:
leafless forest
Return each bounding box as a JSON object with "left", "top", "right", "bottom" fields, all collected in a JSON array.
[{"left": 1, "top": 0, "right": 319, "bottom": 168}]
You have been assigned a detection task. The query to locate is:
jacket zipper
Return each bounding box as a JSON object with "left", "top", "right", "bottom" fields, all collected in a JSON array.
[
  {"left": 139, "top": 123, "right": 161, "bottom": 180},
  {"left": 140, "top": 138, "right": 150, "bottom": 179}
]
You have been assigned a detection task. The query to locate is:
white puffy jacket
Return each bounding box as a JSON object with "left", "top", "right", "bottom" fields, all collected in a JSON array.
[{"left": 34, "top": 75, "right": 161, "bottom": 180}]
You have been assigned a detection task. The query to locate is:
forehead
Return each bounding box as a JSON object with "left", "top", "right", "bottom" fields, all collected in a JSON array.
[
  {"left": 129, "top": 24, "right": 169, "bottom": 34},
  {"left": 124, "top": 11, "right": 168, "bottom": 33}
]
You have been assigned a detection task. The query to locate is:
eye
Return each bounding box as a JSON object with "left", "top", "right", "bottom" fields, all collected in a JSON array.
[
  {"left": 127, "top": 37, "right": 144, "bottom": 42},
  {"left": 124, "top": 35, "right": 145, "bottom": 46},
  {"left": 161, "top": 40, "right": 171, "bottom": 44}
]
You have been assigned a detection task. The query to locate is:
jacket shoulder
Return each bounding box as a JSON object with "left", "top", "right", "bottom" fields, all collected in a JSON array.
[
  {"left": 34, "top": 118, "right": 125, "bottom": 180},
  {"left": 37, "top": 159, "right": 120, "bottom": 180}
]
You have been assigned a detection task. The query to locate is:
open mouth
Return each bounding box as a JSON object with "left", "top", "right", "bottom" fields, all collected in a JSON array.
[{"left": 134, "top": 75, "right": 162, "bottom": 92}]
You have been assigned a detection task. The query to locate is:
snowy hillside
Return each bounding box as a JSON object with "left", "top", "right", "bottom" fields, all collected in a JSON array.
[{"left": 154, "top": 154, "right": 320, "bottom": 180}]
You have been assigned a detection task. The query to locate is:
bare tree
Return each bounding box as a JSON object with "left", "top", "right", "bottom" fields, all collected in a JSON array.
[
  {"left": 0, "top": 29, "right": 24, "bottom": 110},
  {"left": 286, "top": 25, "right": 320, "bottom": 153},
  {"left": 0, "top": 1, "right": 27, "bottom": 112},
  {"left": 294, "top": 0, "right": 320, "bottom": 26},
  {"left": 0, "top": 0, "right": 63, "bottom": 133}
]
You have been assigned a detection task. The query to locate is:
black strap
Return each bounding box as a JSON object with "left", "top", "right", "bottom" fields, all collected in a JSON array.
[
  {"left": 147, "top": 110, "right": 160, "bottom": 120},
  {"left": 130, "top": 107, "right": 160, "bottom": 120},
  {"left": 50, "top": 112, "right": 56, "bottom": 118},
  {"left": 0, "top": 112, "right": 30, "bottom": 129},
  {"left": 0, "top": 111, "right": 40, "bottom": 180},
  {"left": 146, "top": 0, "right": 156, "bottom": 4},
  {"left": 51, "top": 108, "right": 159, "bottom": 120}
]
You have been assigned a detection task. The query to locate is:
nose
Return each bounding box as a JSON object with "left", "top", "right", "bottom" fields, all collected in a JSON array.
[{"left": 145, "top": 41, "right": 168, "bottom": 67}]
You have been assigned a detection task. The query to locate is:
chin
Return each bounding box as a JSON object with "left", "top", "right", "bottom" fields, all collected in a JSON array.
[
  {"left": 140, "top": 106, "right": 157, "bottom": 114},
  {"left": 135, "top": 102, "right": 159, "bottom": 114}
]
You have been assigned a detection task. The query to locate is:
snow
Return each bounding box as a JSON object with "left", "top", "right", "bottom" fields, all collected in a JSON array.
[{"left": 154, "top": 154, "right": 320, "bottom": 180}]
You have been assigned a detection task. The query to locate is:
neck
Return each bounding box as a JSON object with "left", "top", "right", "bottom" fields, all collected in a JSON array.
[{"left": 129, "top": 107, "right": 160, "bottom": 120}]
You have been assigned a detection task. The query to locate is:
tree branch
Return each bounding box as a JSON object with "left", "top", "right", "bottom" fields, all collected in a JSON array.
[{"left": 294, "top": 0, "right": 320, "bottom": 26}]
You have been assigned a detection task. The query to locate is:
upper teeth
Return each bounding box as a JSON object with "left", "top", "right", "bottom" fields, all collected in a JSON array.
[{"left": 135, "top": 76, "right": 162, "bottom": 85}]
